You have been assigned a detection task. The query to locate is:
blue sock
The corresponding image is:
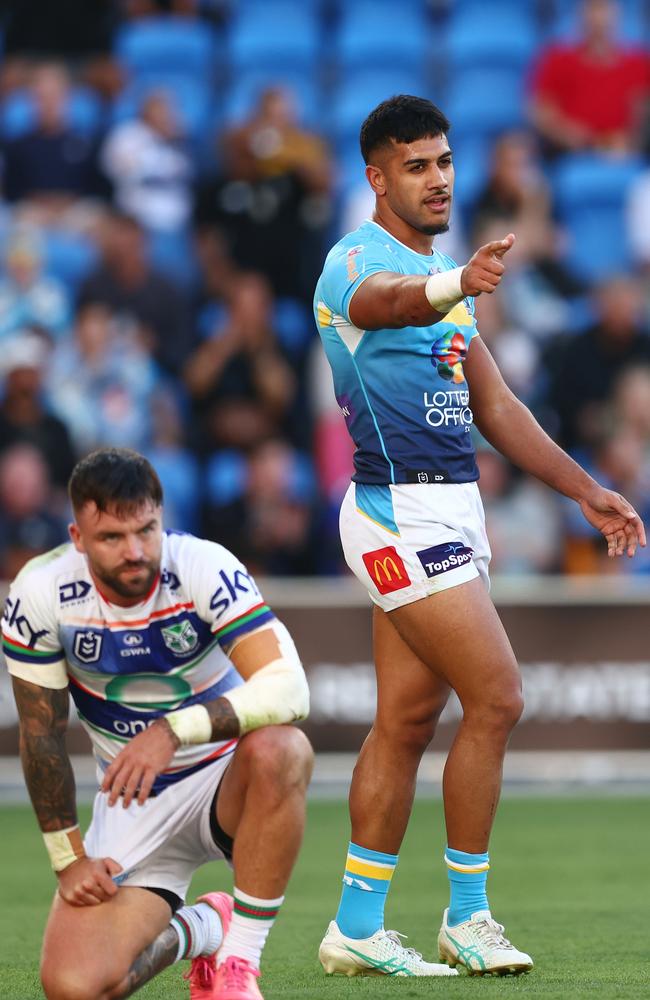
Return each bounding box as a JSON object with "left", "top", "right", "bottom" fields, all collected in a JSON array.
[
  {"left": 335, "top": 842, "right": 398, "bottom": 939},
  {"left": 445, "top": 847, "right": 490, "bottom": 926}
]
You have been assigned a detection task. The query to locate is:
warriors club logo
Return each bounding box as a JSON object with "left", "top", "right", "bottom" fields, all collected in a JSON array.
[{"left": 361, "top": 546, "right": 411, "bottom": 595}]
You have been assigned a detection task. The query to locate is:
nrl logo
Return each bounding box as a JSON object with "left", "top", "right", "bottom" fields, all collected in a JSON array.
[
  {"left": 73, "top": 629, "right": 103, "bottom": 664},
  {"left": 161, "top": 620, "right": 198, "bottom": 655}
]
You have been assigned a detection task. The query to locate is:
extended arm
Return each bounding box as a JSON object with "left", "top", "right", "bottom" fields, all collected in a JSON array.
[
  {"left": 102, "top": 622, "right": 309, "bottom": 806},
  {"left": 465, "top": 338, "right": 646, "bottom": 556},
  {"left": 348, "top": 234, "right": 514, "bottom": 330},
  {"left": 12, "top": 677, "right": 122, "bottom": 904}
]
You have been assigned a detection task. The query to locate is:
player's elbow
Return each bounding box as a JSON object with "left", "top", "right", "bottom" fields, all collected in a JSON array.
[{"left": 224, "top": 658, "right": 310, "bottom": 732}]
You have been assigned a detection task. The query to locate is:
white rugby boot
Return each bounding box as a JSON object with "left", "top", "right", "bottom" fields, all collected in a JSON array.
[
  {"left": 438, "top": 908, "right": 533, "bottom": 975},
  {"left": 319, "top": 920, "right": 459, "bottom": 977}
]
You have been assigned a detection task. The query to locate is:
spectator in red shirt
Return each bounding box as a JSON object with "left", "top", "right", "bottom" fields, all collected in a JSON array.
[{"left": 530, "top": 0, "right": 650, "bottom": 156}]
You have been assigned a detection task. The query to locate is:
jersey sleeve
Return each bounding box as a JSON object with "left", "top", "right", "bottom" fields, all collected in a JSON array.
[
  {"left": 182, "top": 537, "right": 276, "bottom": 650},
  {"left": 465, "top": 294, "right": 480, "bottom": 342},
  {"left": 2, "top": 574, "right": 67, "bottom": 689},
  {"left": 319, "top": 238, "right": 397, "bottom": 323}
]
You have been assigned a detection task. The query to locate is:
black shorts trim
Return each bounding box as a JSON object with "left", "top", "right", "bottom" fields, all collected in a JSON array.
[
  {"left": 143, "top": 885, "right": 183, "bottom": 914},
  {"left": 209, "top": 775, "right": 234, "bottom": 861}
]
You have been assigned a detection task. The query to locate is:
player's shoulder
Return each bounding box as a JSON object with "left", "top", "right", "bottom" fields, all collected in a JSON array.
[
  {"left": 6, "top": 542, "right": 85, "bottom": 632},
  {"left": 323, "top": 220, "right": 398, "bottom": 269},
  {"left": 163, "top": 529, "right": 246, "bottom": 575},
  {"left": 13, "top": 542, "right": 80, "bottom": 591}
]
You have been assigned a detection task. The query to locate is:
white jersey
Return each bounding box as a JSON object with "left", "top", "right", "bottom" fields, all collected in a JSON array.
[{"left": 2, "top": 531, "right": 276, "bottom": 792}]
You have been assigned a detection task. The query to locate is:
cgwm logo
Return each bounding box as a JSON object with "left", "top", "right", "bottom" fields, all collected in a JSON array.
[
  {"left": 73, "top": 630, "right": 103, "bottom": 664},
  {"left": 416, "top": 542, "right": 473, "bottom": 578}
]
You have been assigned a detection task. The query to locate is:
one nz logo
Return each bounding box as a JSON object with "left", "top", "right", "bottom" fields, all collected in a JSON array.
[
  {"left": 73, "top": 629, "right": 103, "bottom": 663},
  {"left": 417, "top": 542, "right": 473, "bottom": 578},
  {"left": 161, "top": 620, "right": 198, "bottom": 656}
]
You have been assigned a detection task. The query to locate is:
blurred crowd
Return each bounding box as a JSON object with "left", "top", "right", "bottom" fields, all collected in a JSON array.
[{"left": 0, "top": 0, "right": 647, "bottom": 578}]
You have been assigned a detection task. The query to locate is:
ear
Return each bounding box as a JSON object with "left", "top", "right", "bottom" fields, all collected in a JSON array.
[
  {"left": 366, "top": 163, "right": 386, "bottom": 197},
  {"left": 69, "top": 522, "right": 85, "bottom": 554}
]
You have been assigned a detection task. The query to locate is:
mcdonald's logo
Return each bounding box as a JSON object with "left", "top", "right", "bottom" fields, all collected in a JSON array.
[{"left": 362, "top": 546, "right": 411, "bottom": 595}]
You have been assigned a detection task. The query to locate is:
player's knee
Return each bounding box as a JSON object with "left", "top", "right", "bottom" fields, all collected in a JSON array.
[
  {"left": 375, "top": 698, "right": 446, "bottom": 754},
  {"left": 470, "top": 686, "right": 524, "bottom": 732},
  {"left": 376, "top": 716, "right": 437, "bottom": 755},
  {"left": 242, "top": 725, "right": 314, "bottom": 792},
  {"left": 41, "top": 964, "right": 113, "bottom": 1000}
]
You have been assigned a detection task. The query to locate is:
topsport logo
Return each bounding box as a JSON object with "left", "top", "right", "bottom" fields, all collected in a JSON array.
[{"left": 417, "top": 542, "right": 473, "bottom": 578}]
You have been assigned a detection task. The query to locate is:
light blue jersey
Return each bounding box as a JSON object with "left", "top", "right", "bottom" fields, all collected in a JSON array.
[{"left": 314, "top": 220, "right": 480, "bottom": 485}]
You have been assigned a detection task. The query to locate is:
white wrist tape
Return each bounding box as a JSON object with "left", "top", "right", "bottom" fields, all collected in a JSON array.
[
  {"left": 43, "top": 825, "right": 86, "bottom": 872},
  {"left": 164, "top": 704, "right": 212, "bottom": 745},
  {"left": 424, "top": 266, "right": 465, "bottom": 315},
  {"left": 223, "top": 656, "right": 310, "bottom": 735}
]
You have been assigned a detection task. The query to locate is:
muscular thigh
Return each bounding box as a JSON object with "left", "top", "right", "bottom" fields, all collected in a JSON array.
[
  {"left": 42, "top": 886, "right": 171, "bottom": 981},
  {"left": 373, "top": 606, "right": 450, "bottom": 734},
  {"left": 388, "top": 576, "right": 521, "bottom": 707}
]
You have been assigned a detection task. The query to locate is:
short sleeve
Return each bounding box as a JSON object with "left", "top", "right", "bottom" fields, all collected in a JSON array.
[
  {"left": 2, "top": 577, "right": 67, "bottom": 689},
  {"left": 180, "top": 536, "right": 276, "bottom": 650},
  {"left": 319, "top": 238, "right": 397, "bottom": 323}
]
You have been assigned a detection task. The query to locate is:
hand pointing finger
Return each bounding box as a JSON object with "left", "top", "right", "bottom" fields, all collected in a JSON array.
[{"left": 492, "top": 233, "right": 516, "bottom": 259}]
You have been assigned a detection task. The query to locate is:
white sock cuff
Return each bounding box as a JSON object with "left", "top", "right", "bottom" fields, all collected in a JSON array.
[{"left": 234, "top": 887, "right": 285, "bottom": 908}]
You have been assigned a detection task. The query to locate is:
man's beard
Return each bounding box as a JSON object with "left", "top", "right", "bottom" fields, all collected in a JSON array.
[
  {"left": 420, "top": 221, "right": 450, "bottom": 236},
  {"left": 95, "top": 562, "right": 158, "bottom": 599}
]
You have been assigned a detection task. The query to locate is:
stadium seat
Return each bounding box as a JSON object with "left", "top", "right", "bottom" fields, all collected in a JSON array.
[
  {"left": 446, "top": 5, "right": 538, "bottom": 71},
  {"left": 227, "top": 2, "right": 320, "bottom": 74},
  {"left": 549, "top": 0, "right": 647, "bottom": 44},
  {"left": 274, "top": 297, "right": 315, "bottom": 355},
  {"left": 205, "top": 450, "right": 248, "bottom": 506},
  {"left": 553, "top": 153, "right": 645, "bottom": 282},
  {"left": 449, "top": 134, "right": 492, "bottom": 213},
  {"left": 327, "top": 69, "right": 429, "bottom": 148},
  {"left": 0, "top": 86, "right": 104, "bottom": 139},
  {"left": 145, "top": 443, "right": 201, "bottom": 532},
  {"left": 445, "top": 67, "right": 526, "bottom": 139},
  {"left": 43, "top": 229, "right": 99, "bottom": 291},
  {"left": 335, "top": 1, "right": 429, "bottom": 72},
  {"left": 146, "top": 228, "right": 200, "bottom": 290},
  {"left": 114, "top": 16, "right": 219, "bottom": 81}
]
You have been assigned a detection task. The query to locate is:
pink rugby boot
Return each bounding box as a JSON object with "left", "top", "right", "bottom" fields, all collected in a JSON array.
[
  {"left": 184, "top": 892, "right": 234, "bottom": 999},
  {"left": 213, "top": 956, "right": 264, "bottom": 999}
]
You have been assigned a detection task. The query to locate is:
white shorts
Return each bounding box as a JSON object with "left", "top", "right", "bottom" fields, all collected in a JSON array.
[
  {"left": 340, "top": 481, "right": 491, "bottom": 612},
  {"left": 84, "top": 754, "right": 233, "bottom": 903}
]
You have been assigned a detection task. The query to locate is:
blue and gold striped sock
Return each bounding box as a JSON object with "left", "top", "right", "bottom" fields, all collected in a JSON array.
[
  {"left": 335, "top": 842, "right": 398, "bottom": 939},
  {"left": 445, "top": 847, "right": 490, "bottom": 926}
]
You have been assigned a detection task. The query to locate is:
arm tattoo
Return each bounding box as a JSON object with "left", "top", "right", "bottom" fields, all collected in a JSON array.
[
  {"left": 207, "top": 696, "right": 240, "bottom": 741},
  {"left": 115, "top": 926, "right": 178, "bottom": 998},
  {"left": 12, "top": 678, "right": 77, "bottom": 832}
]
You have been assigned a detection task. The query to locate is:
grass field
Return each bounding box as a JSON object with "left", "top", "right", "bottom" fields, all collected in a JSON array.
[{"left": 1, "top": 796, "right": 649, "bottom": 999}]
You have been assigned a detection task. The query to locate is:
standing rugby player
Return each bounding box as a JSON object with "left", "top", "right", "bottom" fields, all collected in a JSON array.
[{"left": 314, "top": 95, "right": 645, "bottom": 977}]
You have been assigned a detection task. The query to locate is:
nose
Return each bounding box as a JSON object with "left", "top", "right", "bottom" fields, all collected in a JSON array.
[
  {"left": 123, "top": 535, "right": 144, "bottom": 562},
  {"left": 428, "top": 164, "right": 447, "bottom": 190}
]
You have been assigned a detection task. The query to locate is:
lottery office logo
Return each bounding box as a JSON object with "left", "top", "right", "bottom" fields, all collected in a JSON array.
[{"left": 422, "top": 389, "right": 473, "bottom": 431}]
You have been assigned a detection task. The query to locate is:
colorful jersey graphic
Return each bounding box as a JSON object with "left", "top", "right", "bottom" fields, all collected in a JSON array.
[
  {"left": 314, "top": 220, "right": 480, "bottom": 485},
  {"left": 2, "top": 532, "right": 276, "bottom": 791}
]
